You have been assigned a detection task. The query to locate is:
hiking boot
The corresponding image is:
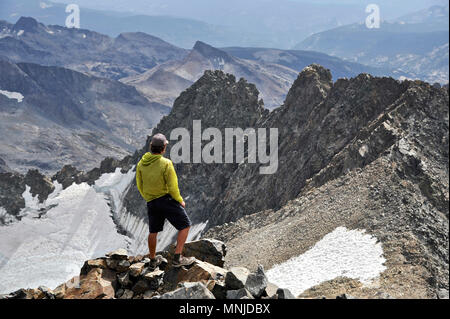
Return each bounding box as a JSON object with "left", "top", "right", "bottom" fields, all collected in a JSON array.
[
  {"left": 172, "top": 255, "right": 196, "bottom": 268},
  {"left": 149, "top": 255, "right": 164, "bottom": 270}
]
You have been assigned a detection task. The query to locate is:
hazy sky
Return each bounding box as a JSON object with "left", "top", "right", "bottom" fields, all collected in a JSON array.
[{"left": 51, "top": 0, "right": 447, "bottom": 22}]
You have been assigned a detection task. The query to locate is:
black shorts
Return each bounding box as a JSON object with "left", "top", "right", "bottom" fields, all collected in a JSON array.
[{"left": 147, "top": 194, "right": 192, "bottom": 233}]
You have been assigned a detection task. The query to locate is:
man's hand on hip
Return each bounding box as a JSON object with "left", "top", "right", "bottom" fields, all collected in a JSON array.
[{"left": 181, "top": 201, "right": 186, "bottom": 208}]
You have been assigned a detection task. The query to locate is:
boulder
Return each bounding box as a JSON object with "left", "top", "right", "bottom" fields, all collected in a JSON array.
[
  {"left": 143, "top": 269, "right": 165, "bottom": 290},
  {"left": 225, "top": 267, "right": 250, "bottom": 290},
  {"left": 3, "top": 288, "right": 49, "bottom": 299},
  {"left": 131, "top": 279, "right": 150, "bottom": 295},
  {"left": 161, "top": 259, "right": 226, "bottom": 292},
  {"left": 129, "top": 262, "right": 146, "bottom": 277},
  {"left": 276, "top": 288, "right": 296, "bottom": 299},
  {"left": 53, "top": 283, "right": 67, "bottom": 299},
  {"left": 23, "top": 288, "right": 46, "bottom": 299},
  {"left": 178, "top": 260, "right": 227, "bottom": 283},
  {"left": 106, "top": 248, "right": 128, "bottom": 260},
  {"left": 117, "top": 271, "right": 132, "bottom": 288},
  {"left": 226, "top": 288, "right": 254, "bottom": 299},
  {"left": 80, "top": 258, "right": 107, "bottom": 276},
  {"left": 210, "top": 281, "right": 227, "bottom": 299},
  {"left": 168, "top": 239, "right": 227, "bottom": 267},
  {"left": 64, "top": 268, "right": 116, "bottom": 299},
  {"left": 129, "top": 255, "right": 144, "bottom": 264},
  {"left": 264, "top": 282, "right": 279, "bottom": 298},
  {"left": 154, "top": 282, "right": 215, "bottom": 299},
  {"left": 0, "top": 289, "right": 29, "bottom": 299},
  {"left": 38, "top": 286, "right": 55, "bottom": 299},
  {"left": 106, "top": 259, "right": 130, "bottom": 272},
  {"left": 132, "top": 268, "right": 164, "bottom": 294},
  {"left": 244, "top": 265, "right": 268, "bottom": 298}
]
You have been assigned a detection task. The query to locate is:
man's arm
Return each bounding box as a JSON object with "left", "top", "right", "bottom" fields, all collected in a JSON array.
[
  {"left": 136, "top": 165, "right": 145, "bottom": 198},
  {"left": 165, "top": 161, "right": 184, "bottom": 204}
]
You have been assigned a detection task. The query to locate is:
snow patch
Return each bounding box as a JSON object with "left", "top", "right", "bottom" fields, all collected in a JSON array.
[
  {"left": 0, "top": 89, "right": 24, "bottom": 102},
  {"left": 17, "top": 30, "right": 24, "bottom": 36},
  {"left": 266, "top": 227, "right": 386, "bottom": 297}
]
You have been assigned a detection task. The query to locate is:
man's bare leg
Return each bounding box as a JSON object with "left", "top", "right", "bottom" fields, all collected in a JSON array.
[
  {"left": 148, "top": 232, "right": 158, "bottom": 259},
  {"left": 175, "top": 226, "right": 190, "bottom": 254}
]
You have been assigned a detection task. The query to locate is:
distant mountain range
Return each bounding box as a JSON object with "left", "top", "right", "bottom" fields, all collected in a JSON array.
[
  {"left": 0, "top": 12, "right": 444, "bottom": 173},
  {"left": 122, "top": 40, "right": 413, "bottom": 109},
  {"left": 0, "top": 16, "right": 405, "bottom": 110},
  {"left": 0, "top": 17, "right": 188, "bottom": 80},
  {"left": 0, "top": 0, "right": 369, "bottom": 49},
  {"left": 0, "top": 59, "right": 168, "bottom": 174},
  {"left": 295, "top": 5, "right": 449, "bottom": 84}
]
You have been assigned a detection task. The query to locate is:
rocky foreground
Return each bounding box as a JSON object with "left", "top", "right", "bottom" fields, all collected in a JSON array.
[{"left": 0, "top": 239, "right": 302, "bottom": 300}]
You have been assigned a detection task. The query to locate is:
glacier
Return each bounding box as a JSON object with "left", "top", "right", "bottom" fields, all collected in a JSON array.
[{"left": 0, "top": 167, "right": 207, "bottom": 294}]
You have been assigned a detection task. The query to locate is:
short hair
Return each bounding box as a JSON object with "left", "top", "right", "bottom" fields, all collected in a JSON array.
[{"left": 150, "top": 143, "right": 165, "bottom": 154}]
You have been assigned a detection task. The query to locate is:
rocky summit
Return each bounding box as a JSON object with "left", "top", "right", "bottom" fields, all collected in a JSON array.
[
  {"left": 0, "top": 63, "right": 448, "bottom": 299},
  {"left": 0, "top": 239, "right": 297, "bottom": 300}
]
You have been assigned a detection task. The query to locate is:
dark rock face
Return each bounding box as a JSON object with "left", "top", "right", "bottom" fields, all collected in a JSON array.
[
  {"left": 124, "top": 64, "right": 447, "bottom": 236},
  {"left": 123, "top": 70, "right": 266, "bottom": 225},
  {"left": 0, "top": 172, "right": 25, "bottom": 224},
  {"left": 52, "top": 155, "right": 136, "bottom": 189},
  {"left": 0, "top": 168, "right": 55, "bottom": 224},
  {"left": 24, "top": 170, "right": 54, "bottom": 203},
  {"left": 204, "top": 73, "right": 448, "bottom": 297},
  {"left": 210, "top": 67, "right": 411, "bottom": 227}
]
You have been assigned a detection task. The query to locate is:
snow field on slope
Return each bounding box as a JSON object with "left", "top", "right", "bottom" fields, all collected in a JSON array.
[
  {"left": 0, "top": 167, "right": 211, "bottom": 293},
  {"left": 0, "top": 169, "right": 134, "bottom": 293},
  {"left": 266, "top": 226, "right": 386, "bottom": 297}
]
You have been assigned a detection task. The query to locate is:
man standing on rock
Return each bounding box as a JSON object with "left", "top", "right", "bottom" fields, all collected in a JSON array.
[{"left": 136, "top": 133, "right": 195, "bottom": 268}]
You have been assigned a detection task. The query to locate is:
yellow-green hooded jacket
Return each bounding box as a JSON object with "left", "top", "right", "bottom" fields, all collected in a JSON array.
[{"left": 136, "top": 152, "right": 183, "bottom": 203}]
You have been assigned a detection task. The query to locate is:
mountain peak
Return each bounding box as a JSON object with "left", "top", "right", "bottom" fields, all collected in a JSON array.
[
  {"left": 192, "top": 41, "right": 232, "bottom": 62},
  {"left": 283, "top": 64, "right": 333, "bottom": 109},
  {"left": 13, "top": 17, "right": 40, "bottom": 33}
]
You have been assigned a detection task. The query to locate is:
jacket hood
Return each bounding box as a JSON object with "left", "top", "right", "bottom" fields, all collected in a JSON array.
[{"left": 139, "top": 152, "right": 162, "bottom": 166}]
